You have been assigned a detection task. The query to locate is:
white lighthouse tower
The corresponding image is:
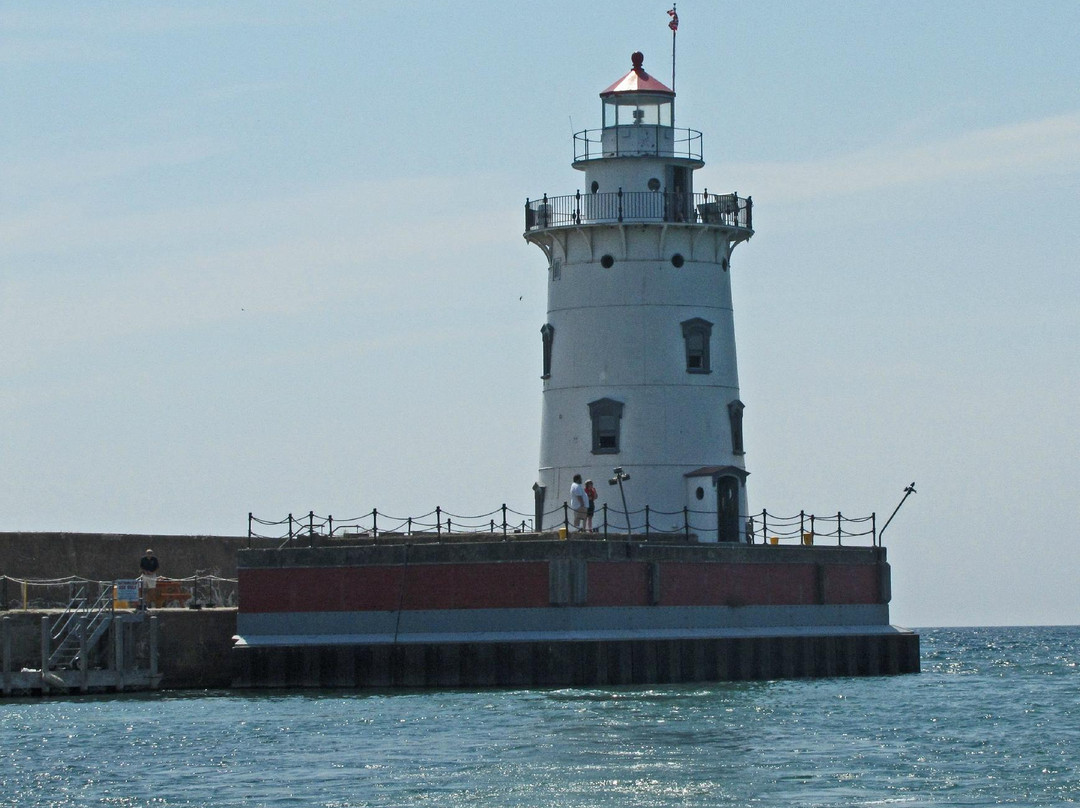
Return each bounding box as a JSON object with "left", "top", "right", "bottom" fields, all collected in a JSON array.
[{"left": 526, "top": 52, "right": 754, "bottom": 542}]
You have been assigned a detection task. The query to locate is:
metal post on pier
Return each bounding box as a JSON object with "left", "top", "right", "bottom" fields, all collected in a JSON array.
[
  {"left": 39, "top": 617, "right": 49, "bottom": 694},
  {"left": 879, "top": 482, "right": 917, "bottom": 544}
]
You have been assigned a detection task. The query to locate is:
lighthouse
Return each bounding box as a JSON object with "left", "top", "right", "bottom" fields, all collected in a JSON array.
[
  {"left": 526, "top": 52, "right": 754, "bottom": 541},
  {"left": 235, "top": 51, "right": 920, "bottom": 688}
]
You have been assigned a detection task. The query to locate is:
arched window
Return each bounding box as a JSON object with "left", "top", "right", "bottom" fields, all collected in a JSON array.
[
  {"left": 588, "top": 398, "right": 624, "bottom": 454},
  {"left": 540, "top": 323, "right": 555, "bottom": 379},
  {"left": 681, "top": 318, "right": 713, "bottom": 373}
]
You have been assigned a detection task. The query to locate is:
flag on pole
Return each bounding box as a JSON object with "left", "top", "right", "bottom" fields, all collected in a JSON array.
[{"left": 668, "top": 8, "right": 679, "bottom": 31}]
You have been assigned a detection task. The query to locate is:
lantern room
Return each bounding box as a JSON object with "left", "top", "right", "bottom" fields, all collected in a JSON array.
[{"left": 600, "top": 51, "right": 675, "bottom": 128}]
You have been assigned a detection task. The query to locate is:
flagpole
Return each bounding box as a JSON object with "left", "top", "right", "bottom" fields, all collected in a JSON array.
[{"left": 670, "top": 4, "right": 677, "bottom": 93}]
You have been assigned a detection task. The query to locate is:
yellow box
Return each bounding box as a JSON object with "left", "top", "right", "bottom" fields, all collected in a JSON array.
[
  {"left": 558, "top": 526, "right": 568, "bottom": 540},
  {"left": 769, "top": 536, "right": 779, "bottom": 545},
  {"left": 802, "top": 532, "right": 814, "bottom": 546}
]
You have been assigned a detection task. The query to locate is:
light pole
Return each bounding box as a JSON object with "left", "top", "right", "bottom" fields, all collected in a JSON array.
[
  {"left": 879, "top": 482, "right": 916, "bottom": 544},
  {"left": 608, "top": 467, "right": 632, "bottom": 536}
]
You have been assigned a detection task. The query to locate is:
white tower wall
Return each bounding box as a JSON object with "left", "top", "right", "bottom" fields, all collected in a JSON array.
[{"left": 526, "top": 53, "right": 753, "bottom": 541}]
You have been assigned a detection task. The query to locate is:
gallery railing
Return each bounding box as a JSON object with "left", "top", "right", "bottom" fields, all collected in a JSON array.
[
  {"left": 572, "top": 127, "right": 703, "bottom": 162},
  {"left": 524, "top": 190, "right": 752, "bottom": 232}
]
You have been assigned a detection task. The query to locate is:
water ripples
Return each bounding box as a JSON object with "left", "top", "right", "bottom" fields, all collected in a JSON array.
[{"left": 2, "top": 627, "right": 1080, "bottom": 807}]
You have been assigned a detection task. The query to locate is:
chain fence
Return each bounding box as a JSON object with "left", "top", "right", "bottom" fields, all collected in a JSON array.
[
  {"left": 1, "top": 573, "right": 237, "bottom": 611},
  {"left": 249, "top": 506, "right": 879, "bottom": 547}
]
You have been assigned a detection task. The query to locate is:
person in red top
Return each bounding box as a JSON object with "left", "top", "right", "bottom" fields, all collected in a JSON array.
[{"left": 584, "top": 480, "right": 598, "bottom": 532}]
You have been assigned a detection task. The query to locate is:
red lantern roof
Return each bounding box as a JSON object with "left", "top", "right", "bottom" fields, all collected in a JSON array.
[{"left": 600, "top": 52, "right": 674, "bottom": 97}]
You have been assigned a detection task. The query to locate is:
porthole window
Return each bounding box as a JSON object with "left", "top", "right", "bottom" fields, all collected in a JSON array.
[
  {"left": 671, "top": 253, "right": 684, "bottom": 268},
  {"left": 648, "top": 177, "right": 661, "bottom": 191},
  {"left": 721, "top": 257, "right": 729, "bottom": 272},
  {"left": 695, "top": 486, "right": 705, "bottom": 501},
  {"left": 600, "top": 254, "right": 615, "bottom": 269}
]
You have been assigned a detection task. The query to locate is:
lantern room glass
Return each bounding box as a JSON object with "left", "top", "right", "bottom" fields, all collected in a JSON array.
[{"left": 603, "top": 95, "right": 673, "bottom": 128}]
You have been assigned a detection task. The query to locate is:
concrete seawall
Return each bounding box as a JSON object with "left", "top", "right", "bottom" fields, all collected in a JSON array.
[
  {"left": 0, "top": 532, "right": 279, "bottom": 585},
  {"left": 2, "top": 608, "right": 237, "bottom": 695}
]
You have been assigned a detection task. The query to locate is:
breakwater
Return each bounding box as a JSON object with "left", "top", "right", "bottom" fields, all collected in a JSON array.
[
  {"left": 2, "top": 608, "right": 236, "bottom": 696},
  {"left": 0, "top": 531, "right": 277, "bottom": 587},
  {"left": 235, "top": 535, "right": 918, "bottom": 687}
]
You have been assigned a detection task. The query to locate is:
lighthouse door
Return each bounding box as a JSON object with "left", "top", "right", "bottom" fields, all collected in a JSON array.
[
  {"left": 716, "top": 476, "right": 740, "bottom": 542},
  {"left": 668, "top": 167, "right": 689, "bottom": 222}
]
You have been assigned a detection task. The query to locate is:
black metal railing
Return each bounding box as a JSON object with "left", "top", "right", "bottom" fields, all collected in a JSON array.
[
  {"left": 525, "top": 190, "right": 751, "bottom": 232},
  {"left": 249, "top": 506, "right": 878, "bottom": 547},
  {"left": 572, "top": 127, "right": 703, "bottom": 162}
]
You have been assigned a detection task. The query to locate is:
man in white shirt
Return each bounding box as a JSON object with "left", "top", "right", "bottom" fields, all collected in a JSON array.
[{"left": 570, "top": 474, "right": 588, "bottom": 531}]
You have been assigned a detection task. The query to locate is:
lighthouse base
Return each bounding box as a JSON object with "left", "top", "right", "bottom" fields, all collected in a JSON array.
[
  {"left": 232, "top": 630, "right": 919, "bottom": 689},
  {"left": 232, "top": 535, "right": 919, "bottom": 688}
]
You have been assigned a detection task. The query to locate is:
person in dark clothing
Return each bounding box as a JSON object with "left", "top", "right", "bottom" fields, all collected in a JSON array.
[{"left": 139, "top": 549, "right": 160, "bottom": 608}]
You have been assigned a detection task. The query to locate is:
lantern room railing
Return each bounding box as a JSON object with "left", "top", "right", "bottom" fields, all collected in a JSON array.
[
  {"left": 525, "top": 191, "right": 751, "bottom": 232},
  {"left": 573, "top": 127, "right": 703, "bottom": 162}
]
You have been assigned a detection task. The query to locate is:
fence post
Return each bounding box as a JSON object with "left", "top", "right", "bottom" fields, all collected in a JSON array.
[
  {"left": 407, "top": 516, "right": 412, "bottom": 536},
  {"left": 617, "top": 187, "right": 624, "bottom": 222},
  {"left": 602, "top": 504, "right": 608, "bottom": 539},
  {"left": 762, "top": 509, "right": 768, "bottom": 543},
  {"left": 563, "top": 502, "right": 569, "bottom": 534},
  {"left": 837, "top": 512, "right": 843, "bottom": 546},
  {"left": 40, "top": 617, "right": 50, "bottom": 690},
  {"left": 308, "top": 511, "right": 315, "bottom": 537},
  {"left": 288, "top": 513, "right": 294, "bottom": 540},
  {"left": 247, "top": 512, "right": 253, "bottom": 539},
  {"left": 644, "top": 505, "right": 651, "bottom": 537},
  {"left": 575, "top": 189, "right": 581, "bottom": 224},
  {"left": 501, "top": 504, "right": 508, "bottom": 538},
  {"left": 436, "top": 507, "right": 442, "bottom": 537},
  {"left": 328, "top": 515, "right": 334, "bottom": 538},
  {"left": 489, "top": 519, "right": 495, "bottom": 534},
  {"left": 372, "top": 509, "right": 379, "bottom": 539},
  {"left": 78, "top": 615, "right": 88, "bottom": 692},
  {"left": 684, "top": 507, "right": 690, "bottom": 540},
  {"left": 800, "top": 510, "right": 805, "bottom": 539},
  {"left": 872, "top": 512, "right": 877, "bottom": 547}
]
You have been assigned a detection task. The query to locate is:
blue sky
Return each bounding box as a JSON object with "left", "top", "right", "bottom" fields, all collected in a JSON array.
[{"left": 2, "top": 2, "right": 1078, "bottom": 628}]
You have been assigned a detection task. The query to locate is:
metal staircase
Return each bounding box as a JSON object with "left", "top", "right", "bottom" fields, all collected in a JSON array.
[{"left": 47, "top": 585, "right": 114, "bottom": 670}]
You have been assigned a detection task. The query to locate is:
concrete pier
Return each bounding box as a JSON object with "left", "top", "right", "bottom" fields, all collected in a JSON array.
[
  {"left": 233, "top": 535, "right": 920, "bottom": 688},
  {"left": 1, "top": 608, "right": 236, "bottom": 697},
  {"left": 233, "top": 631, "right": 919, "bottom": 689}
]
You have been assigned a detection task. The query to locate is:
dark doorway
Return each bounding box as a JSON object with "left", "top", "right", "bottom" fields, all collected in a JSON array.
[
  {"left": 668, "top": 167, "right": 689, "bottom": 222},
  {"left": 717, "top": 476, "right": 740, "bottom": 542}
]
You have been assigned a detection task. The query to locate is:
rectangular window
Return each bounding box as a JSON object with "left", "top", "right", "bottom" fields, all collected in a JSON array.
[
  {"left": 589, "top": 398, "right": 624, "bottom": 455},
  {"left": 681, "top": 318, "right": 713, "bottom": 374}
]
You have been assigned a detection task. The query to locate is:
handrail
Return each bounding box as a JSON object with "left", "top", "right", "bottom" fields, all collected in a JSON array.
[
  {"left": 572, "top": 127, "right": 703, "bottom": 162},
  {"left": 47, "top": 585, "right": 114, "bottom": 669},
  {"left": 524, "top": 190, "right": 751, "bottom": 232},
  {"left": 249, "top": 505, "right": 880, "bottom": 547}
]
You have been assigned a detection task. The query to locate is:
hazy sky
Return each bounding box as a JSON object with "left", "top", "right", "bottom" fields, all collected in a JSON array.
[{"left": 3, "top": 2, "right": 1078, "bottom": 628}]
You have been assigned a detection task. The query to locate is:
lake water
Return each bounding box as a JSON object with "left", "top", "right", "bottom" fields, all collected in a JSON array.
[{"left": 2, "top": 626, "right": 1078, "bottom": 807}]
